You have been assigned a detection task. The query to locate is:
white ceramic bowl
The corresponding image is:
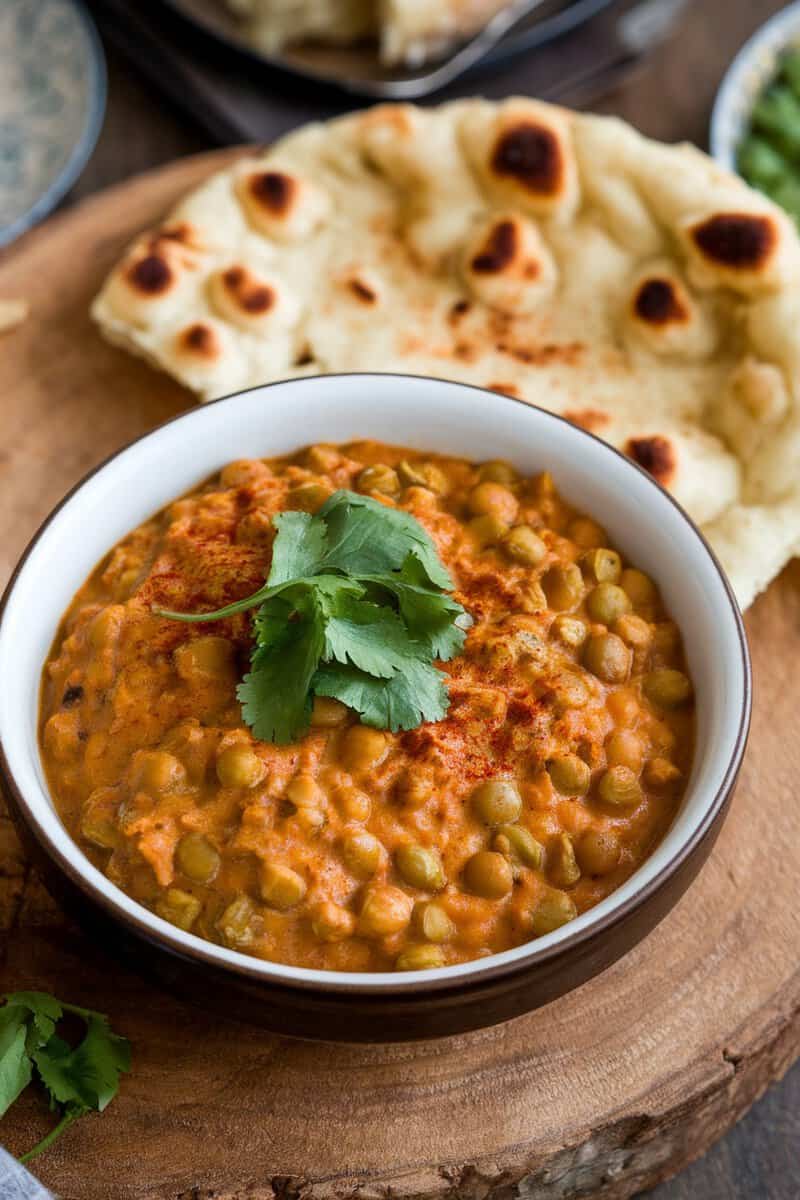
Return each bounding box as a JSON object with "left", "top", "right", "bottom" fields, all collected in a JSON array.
[
  {"left": 711, "top": 1, "right": 800, "bottom": 170},
  {"left": 0, "top": 375, "right": 751, "bottom": 1040}
]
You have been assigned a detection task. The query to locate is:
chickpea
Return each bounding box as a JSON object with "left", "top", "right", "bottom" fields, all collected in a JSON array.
[
  {"left": 396, "top": 844, "right": 446, "bottom": 891},
  {"left": 44, "top": 711, "right": 80, "bottom": 763},
  {"left": 550, "top": 615, "right": 588, "bottom": 649},
  {"left": 310, "top": 695, "right": 349, "bottom": 727},
  {"left": 414, "top": 901, "right": 456, "bottom": 943},
  {"left": 335, "top": 784, "right": 371, "bottom": 822},
  {"left": 548, "top": 833, "right": 581, "bottom": 888},
  {"left": 614, "top": 613, "right": 653, "bottom": 652},
  {"left": 520, "top": 581, "right": 549, "bottom": 614},
  {"left": 397, "top": 460, "right": 448, "bottom": 494},
  {"left": 471, "top": 779, "right": 522, "bottom": 826},
  {"left": 597, "top": 766, "right": 643, "bottom": 809},
  {"left": 606, "top": 689, "right": 639, "bottom": 724},
  {"left": 80, "top": 790, "right": 120, "bottom": 850},
  {"left": 621, "top": 567, "right": 658, "bottom": 608},
  {"left": 396, "top": 944, "right": 445, "bottom": 971},
  {"left": 576, "top": 829, "right": 621, "bottom": 875},
  {"left": 653, "top": 621, "right": 681, "bottom": 660},
  {"left": 287, "top": 481, "right": 332, "bottom": 512},
  {"left": 494, "top": 824, "right": 544, "bottom": 869},
  {"left": 260, "top": 861, "right": 307, "bottom": 910},
  {"left": 131, "top": 750, "right": 187, "bottom": 795},
  {"left": 305, "top": 444, "right": 340, "bottom": 472},
  {"left": 502, "top": 525, "right": 547, "bottom": 566},
  {"left": 216, "top": 743, "right": 265, "bottom": 789},
  {"left": 531, "top": 890, "right": 578, "bottom": 936},
  {"left": 89, "top": 604, "right": 125, "bottom": 650},
  {"left": 176, "top": 832, "right": 221, "bottom": 883},
  {"left": 357, "top": 464, "right": 400, "bottom": 496},
  {"left": 542, "top": 563, "right": 584, "bottom": 611},
  {"left": 342, "top": 830, "right": 385, "bottom": 878},
  {"left": 358, "top": 885, "right": 413, "bottom": 937},
  {"left": 643, "top": 669, "right": 693, "bottom": 710},
  {"left": 220, "top": 459, "right": 269, "bottom": 487},
  {"left": 156, "top": 888, "right": 202, "bottom": 931},
  {"left": 586, "top": 583, "right": 631, "bottom": 625},
  {"left": 396, "top": 770, "right": 433, "bottom": 811},
  {"left": 340, "top": 724, "right": 388, "bottom": 772},
  {"left": 547, "top": 754, "right": 591, "bottom": 796},
  {"left": 468, "top": 513, "right": 509, "bottom": 547},
  {"left": 468, "top": 481, "right": 519, "bottom": 525},
  {"left": 644, "top": 757, "right": 683, "bottom": 789},
  {"left": 567, "top": 516, "right": 606, "bottom": 549},
  {"left": 552, "top": 673, "right": 590, "bottom": 712},
  {"left": 174, "top": 635, "right": 235, "bottom": 683},
  {"left": 311, "top": 900, "right": 356, "bottom": 942},
  {"left": 217, "top": 895, "right": 257, "bottom": 947},
  {"left": 478, "top": 460, "right": 519, "bottom": 485},
  {"left": 286, "top": 774, "right": 325, "bottom": 809},
  {"left": 583, "top": 633, "right": 630, "bottom": 684},
  {"left": 605, "top": 730, "right": 644, "bottom": 772},
  {"left": 582, "top": 548, "right": 622, "bottom": 584},
  {"left": 463, "top": 851, "right": 513, "bottom": 899}
]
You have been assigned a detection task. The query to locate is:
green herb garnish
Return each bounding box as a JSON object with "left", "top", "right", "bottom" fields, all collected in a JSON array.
[
  {"left": 0, "top": 991, "right": 131, "bottom": 1163},
  {"left": 155, "top": 489, "right": 468, "bottom": 743}
]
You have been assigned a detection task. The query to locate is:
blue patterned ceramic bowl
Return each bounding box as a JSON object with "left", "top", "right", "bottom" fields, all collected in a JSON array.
[
  {"left": 0, "top": 0, "right": 106, "bottom": 247},
  {"left": 711, "top": 1, "right": 800, "bottom": 171}
]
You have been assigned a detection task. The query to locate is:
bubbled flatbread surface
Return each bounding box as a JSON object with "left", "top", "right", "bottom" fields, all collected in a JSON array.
[{"left": 92, "top": 98, "right": 800, "bottom": 609}]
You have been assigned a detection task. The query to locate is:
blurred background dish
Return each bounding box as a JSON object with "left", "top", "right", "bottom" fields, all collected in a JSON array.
[
  {"left": 160, "top": 0, "right": 616, "bottom": 97},
  {"left": 0, "top": 0, "right": 106, "bottom": 247}
]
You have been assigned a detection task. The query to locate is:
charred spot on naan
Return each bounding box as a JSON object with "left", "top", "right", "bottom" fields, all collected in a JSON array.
[
  {"left": 690, "top": 213, "right": 776, "bottom": 271},
  {"left": 235, "top": 163, "right": 330, "bottom": 241},
  {"left": 460, "top": 100, "right": 579, "bottom": 221},
  {"left": 625, "top": 263, "right": 717, "bottom": 359},
  {"left": 485, "top": 381, "right": 521, "bottom": 398},
  {"left": 179, "top": 322, "right": 221, "bottom": 360},
  {"left": 462, "top": 214, "right": 557, "bottom": 315},
  {"left": 634, "top": 278, "right": 688, "bottom": 325},
  {"left": 491, "top": 123, "right": 563, "bottom": 197},
  {"left": 625, "top": 436, "right": 676, "bottom": 487},
  {"left": 127, "top": 254, "right": 173, "bottom": 297},
  {"left": 564, "top": 409, "right": 610, "bottom": 434},
  {"left": 209, "top": 266, "right": 301, "bottom": 335}
]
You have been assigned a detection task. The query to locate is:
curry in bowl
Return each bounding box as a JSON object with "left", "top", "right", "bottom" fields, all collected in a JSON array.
[{"left": 40, "top": 441, "right": 694, "bottom": 974}]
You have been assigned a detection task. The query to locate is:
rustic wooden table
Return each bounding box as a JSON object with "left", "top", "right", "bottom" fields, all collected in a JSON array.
[{"left": 4, "top": 0, "right": 799, "bottom": 1195}]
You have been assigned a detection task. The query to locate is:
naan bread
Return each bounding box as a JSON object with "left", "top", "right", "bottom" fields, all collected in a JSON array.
[
  {"left": 223, "top": 0, "right": 510, "bottom": 65},
  {"left": 92, "top": 98, "right": 800, "bottom": 608}
]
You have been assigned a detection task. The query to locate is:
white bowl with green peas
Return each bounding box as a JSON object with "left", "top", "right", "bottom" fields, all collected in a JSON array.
[{"left": 711, "top": 2, "right": 800, "bottom": 225}]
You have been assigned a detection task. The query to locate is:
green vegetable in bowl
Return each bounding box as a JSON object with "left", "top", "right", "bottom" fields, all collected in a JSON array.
[
  {"left": 0, "top": 991, "right": 130, "bottom": 1163},
  {"left": 738, "top": 48, "right": 800, "bottom": 227}
]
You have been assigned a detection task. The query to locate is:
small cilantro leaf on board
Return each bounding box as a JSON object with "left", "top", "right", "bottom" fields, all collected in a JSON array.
[
  {"left": 314, "top": 658, "right": 450, "bottom": 732},
  {"left": 0, "top": 992, "right": 131, "bottom": 1164},
  {"left": 155, "top": 487, "right": 468, "bottom": 743}
]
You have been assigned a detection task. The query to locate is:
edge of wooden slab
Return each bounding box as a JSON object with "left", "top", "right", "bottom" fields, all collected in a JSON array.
[{"left": 1, "top": 150, "right": 799, "bottom": 1200}]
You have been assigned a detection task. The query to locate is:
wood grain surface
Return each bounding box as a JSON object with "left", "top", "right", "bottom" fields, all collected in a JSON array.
[{"left": 1, "top": 137, "right": 799, "bottom": 1199}]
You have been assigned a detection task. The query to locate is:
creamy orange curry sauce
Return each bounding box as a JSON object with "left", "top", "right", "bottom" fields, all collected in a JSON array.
[{"left": 40, "top": 442, "right": 694, "bottom": 972}]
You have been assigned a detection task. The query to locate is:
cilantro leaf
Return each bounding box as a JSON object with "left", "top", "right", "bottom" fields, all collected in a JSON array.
[
  {"left": 238, "top": 590, "right": 325, "bottom": 744},
  {"left": 267, "top": 510, "right": 327, "bottom": 586},
  {"left": 156, "top": 487, "right": 468, "bottom": 742},
  {"left": 0, "top": 992, "right": 131, "bottom": 1164},
  {"left": 33, "top": 1016, "right": 131, "bottom": 1113},
  {"left": 314, "top": 658, "right": 451, "bottom": 731},
  {"left": 322, "top": 594, "right": 428, "bottom": 678},
  {"left": 0, "top": 1019, "right": 32, "bottom": 1118},
  {"left": 317, "top": 491, "right": 453, "bottom": 588}
]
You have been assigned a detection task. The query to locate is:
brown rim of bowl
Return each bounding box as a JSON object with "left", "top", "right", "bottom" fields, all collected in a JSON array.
[{"left": 0, "top": 373, "right": 753, "bottom": 997}]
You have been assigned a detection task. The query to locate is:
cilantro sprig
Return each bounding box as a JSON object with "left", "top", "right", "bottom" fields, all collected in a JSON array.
[
  {"left": 156, "top": 489, "right": 469, "bottom": 743},
  {"left": 0, "top": 991, "right": 131, "bottom": 1163}
]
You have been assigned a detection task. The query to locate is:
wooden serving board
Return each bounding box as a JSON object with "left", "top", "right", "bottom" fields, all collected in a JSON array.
[{"left": 1, "top": 151, "right": 799, "bottom": 1200}]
